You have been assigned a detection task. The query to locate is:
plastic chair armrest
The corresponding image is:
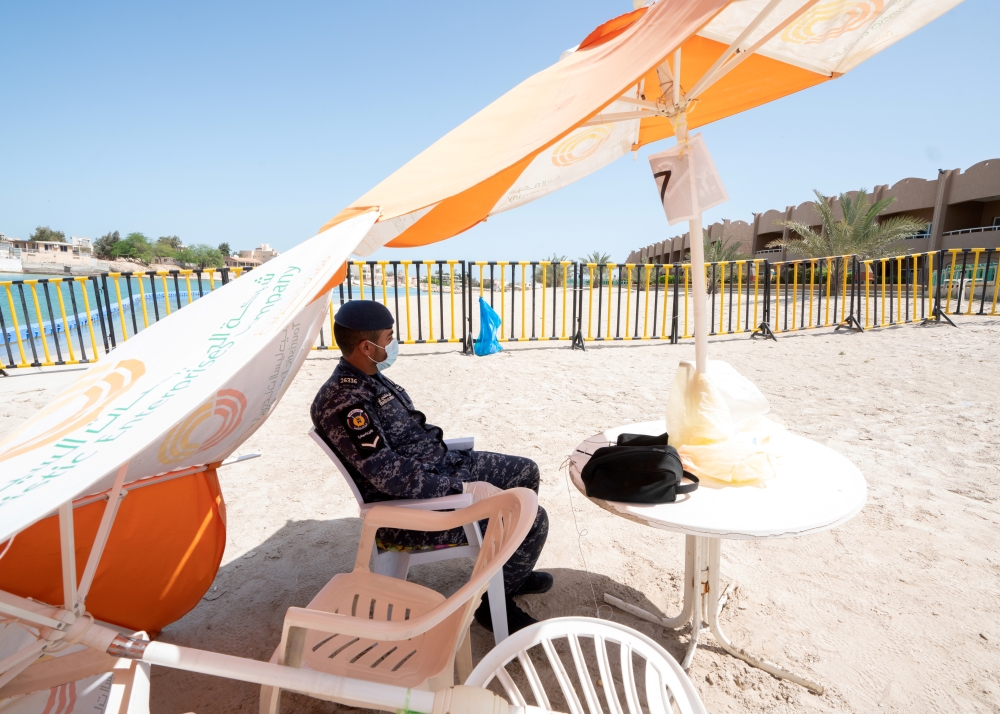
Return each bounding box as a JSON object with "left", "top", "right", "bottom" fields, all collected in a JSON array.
[
  {"left": 283, "top": 606, "right": 446, "bottom": 643},
  {"left": 444, "top": 436, "right": 475, "bottom": 451},
  {"left": 358, "top": 493, "right": 473, "bottom": 515}
]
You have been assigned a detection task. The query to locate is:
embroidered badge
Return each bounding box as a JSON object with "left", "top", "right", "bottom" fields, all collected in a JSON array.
[
  {"left": 339, "top": 376, "right": 358, "bottom": 385},
  {"left": 346, "top": 408, "right": 369, "bottom": 430},
  {"left": 377, "top": 393, "right": 396, "bottom": 407},
  {"left": 337, "top": 404, "right": 385, "bottom": 456}
]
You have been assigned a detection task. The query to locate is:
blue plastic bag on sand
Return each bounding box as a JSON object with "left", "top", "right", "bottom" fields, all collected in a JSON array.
[{"left": 474, "top": 297, "right": 503, "bottom": 356}]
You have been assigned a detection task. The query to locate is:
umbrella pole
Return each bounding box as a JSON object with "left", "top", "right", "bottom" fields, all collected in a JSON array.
[{"left": 688, "top": 213, "right": 708, "bottom": 373}]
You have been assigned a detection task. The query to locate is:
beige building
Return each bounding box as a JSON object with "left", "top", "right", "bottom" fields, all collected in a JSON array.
[
  {"left": 627, "top": 158, "right": 1000, "bottom": 264},
  {"left": 225, "top": 255, "right": 262, "bottom": 270},
  {"left": 238, "top": 243, "right": 279, "bottom": 264}
]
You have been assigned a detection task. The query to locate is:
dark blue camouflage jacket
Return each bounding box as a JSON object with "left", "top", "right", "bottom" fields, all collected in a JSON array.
[{"left": 310, "top": 359, "right": 469, "bottom": 502}]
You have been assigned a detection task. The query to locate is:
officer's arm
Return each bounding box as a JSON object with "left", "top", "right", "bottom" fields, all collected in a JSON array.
[{"left": 316, "top": 401, "right": 464, "bottom": 500}]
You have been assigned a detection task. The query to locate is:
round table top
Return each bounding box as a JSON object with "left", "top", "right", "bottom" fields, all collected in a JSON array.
[{"left": 569, "top": 420, "right": 867, "bottom": 540}]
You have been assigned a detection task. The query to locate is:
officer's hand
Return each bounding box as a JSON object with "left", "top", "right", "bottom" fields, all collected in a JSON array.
[{"left": 462, "top": 481, "right": 504, "bottom": 504}]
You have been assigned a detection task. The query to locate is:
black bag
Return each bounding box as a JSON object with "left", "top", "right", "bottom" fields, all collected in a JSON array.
[{"left": 581, "top": 432, "right": 699, "bottom": 504}]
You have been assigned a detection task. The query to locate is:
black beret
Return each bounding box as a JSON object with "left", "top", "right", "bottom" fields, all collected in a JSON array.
[{"left": 334, "top": 300, "right": 394, "bottom": 331}]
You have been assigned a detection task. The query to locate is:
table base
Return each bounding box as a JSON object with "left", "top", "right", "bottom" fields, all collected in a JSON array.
[{"left": 603, "top": 534, "right": 824, "bottom": 694}]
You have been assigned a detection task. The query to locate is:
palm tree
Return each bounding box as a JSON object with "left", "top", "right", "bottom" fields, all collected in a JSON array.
[
  {"left": 578, "top": 250, "right": 611, "bottom": 265},
  {"left": 535, "top": 253, "right": 570, "bottom": 287},
  {"left": 683, "top": 232, "right": 748, "bottom": 293},
  {"left": 578, "top": 251, "right": 612, "bottom": 285},
  {"left": 769, "top": 189, "right": 927, "bottom": 260}
]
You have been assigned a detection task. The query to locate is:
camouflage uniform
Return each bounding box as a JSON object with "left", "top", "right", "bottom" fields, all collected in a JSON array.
[{"left": 311, "top": 358, "right": 548, "bottom": 594}]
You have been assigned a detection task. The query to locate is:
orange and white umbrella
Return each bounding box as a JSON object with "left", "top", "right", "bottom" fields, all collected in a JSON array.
[{"left": 0, "top": 0, "right": 964, "bottom": 707}]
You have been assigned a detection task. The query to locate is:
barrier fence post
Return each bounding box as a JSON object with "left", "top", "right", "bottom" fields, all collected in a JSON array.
[
  {"left": 571, "top": 261, "right": 585, "bottom": 350},
  {"left": 52, "top": 279, "right": 77, "bottom": 364},
  {"left": 670, "top": 263, "right": 680, "bottom": 344},
  {"left": 836, "top": 255, "right": 864, "bottom": 332},
  {"left": 923, "top": 249, "right": 956, "bottom": 326},
  {"left": 979, "top": 249, "right": 994, "bottom": 315},
  {"left": 40, "top": 281, "right": 63, "bottom": 364},
  {"left": 752, "top": 260, "right": 776, "bottom": 340}
]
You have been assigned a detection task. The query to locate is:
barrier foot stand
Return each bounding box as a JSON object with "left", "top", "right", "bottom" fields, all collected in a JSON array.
[
  {"left": 462, "top": 334, "right": 473, "bottom": 355},
  {"left": 570, "top": 330, "right": 586, "bottom": 351},
  {"left": 750, "top": 321, "right": 777, "bottom": 341},
  {"left": 0, "top": 369, "right": 7, "bottom": 377},
  {"left": 835, "top": 314, "right": 864, "bottom": 332},
  {"left": 921, "top": 306, "right": 957, "bottom": 327}
]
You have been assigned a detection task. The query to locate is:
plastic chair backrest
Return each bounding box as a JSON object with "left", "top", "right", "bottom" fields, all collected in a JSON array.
[
  {"left": 465, "top": 617, "right": 707, "bottom": 714},
  {"left": 352, "top": 488, "right": 537, "bottom": 637},
  {"left": 309, "top": 427, "right": 366, "bottom": 508}
]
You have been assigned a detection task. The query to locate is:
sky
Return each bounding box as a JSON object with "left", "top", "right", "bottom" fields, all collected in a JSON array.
[{"left": 1, "top": 1, "right": 997, "bottom": 264}]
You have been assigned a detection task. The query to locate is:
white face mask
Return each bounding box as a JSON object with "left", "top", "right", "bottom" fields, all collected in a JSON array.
[{"left": 366, "top": 338, "right": 399, "bottom": 372}]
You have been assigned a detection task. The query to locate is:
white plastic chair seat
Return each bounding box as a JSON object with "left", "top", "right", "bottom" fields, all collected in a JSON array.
[
  {"left": 465, "top": 617, "right": 707, "bottom": 714},
  {"left": 292, "top": 571, "right": 460, "bottom": 687}
]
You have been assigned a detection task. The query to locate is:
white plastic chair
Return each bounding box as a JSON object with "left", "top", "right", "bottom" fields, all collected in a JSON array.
[
  {"left": 308, "top": 427, "right": 509, "bottom": 642},
  {"left": 260, "top": 489, "right": 538, "bottom": 714},
  {"left": 465, "top": 617, "right": 708, "bottom": 714}
]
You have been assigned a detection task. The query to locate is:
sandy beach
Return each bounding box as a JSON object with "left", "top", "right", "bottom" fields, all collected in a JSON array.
[{"left": 3, "top": 318, "right": 999, "bottom": 713}]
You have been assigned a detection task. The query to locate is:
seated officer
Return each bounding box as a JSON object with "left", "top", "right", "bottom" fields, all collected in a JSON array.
[{"left": 311, "top": 300, "right": 551, "bottom": 634}]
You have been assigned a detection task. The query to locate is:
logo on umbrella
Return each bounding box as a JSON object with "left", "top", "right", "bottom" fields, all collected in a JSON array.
[
  {"left": 781, "top": 0, "right": 883, "bottom": 46},
  {"left": 157, "top": 389, "right": 247, "bottom": 465},
  {"left": 0, "top": 359, "right": 146, "bottom": 463},
  {"left": 551, "top": 125, "right": 613, "bottom": 167}
]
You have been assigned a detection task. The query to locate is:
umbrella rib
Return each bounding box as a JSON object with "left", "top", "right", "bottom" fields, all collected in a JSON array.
[
  {"left": 687, "top": 0, "right": 824, "bottom": 102},
  {"left": 582, "top": 110, "right": 657, "bottom": 126},
  {"left": 686, "top": 0, "right": 785, "bottom": 100}
]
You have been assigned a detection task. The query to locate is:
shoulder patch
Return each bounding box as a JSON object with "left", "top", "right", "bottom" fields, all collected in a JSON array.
[
  {"left": 337, "top": 404, "right": 385, "bottom": 456},
  {"left": 377, "top": 392, "right": 396, "bottom": 407},
  {"left": 339, "top": 376, "right": 358, "bottom": 385}
]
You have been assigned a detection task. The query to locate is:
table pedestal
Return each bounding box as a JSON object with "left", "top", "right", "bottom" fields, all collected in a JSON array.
[{"left": 603, "top": 535, "right": 824, "bottom": 694}]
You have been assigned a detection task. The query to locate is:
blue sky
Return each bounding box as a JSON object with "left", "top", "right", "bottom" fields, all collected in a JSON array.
[{"left": 1, "top": 1, "right": 996, "bottom": 263}]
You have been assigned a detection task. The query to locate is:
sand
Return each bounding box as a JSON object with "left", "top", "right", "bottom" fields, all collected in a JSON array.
[{"left": 3, "top": 318, "right": 1000, "bottom": 713}]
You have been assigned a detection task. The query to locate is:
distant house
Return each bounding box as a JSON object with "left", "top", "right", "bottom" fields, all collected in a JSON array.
[
  {"left": 225, "top": 255, "right": 261, "bottom": 270},
  {"left": 238, "top": 243, "right": 279, "bottom": 264}
]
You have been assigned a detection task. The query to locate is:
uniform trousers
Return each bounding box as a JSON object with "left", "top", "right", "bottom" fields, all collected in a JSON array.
[{"left": 376, "top": 451, "right": 548, "bottom": 595}]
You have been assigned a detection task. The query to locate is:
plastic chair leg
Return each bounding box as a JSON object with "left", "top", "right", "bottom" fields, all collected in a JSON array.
[
  {"left": 372, "top": 551, "right": 397, "bottom": 577},
  {"left": 392, "top": 551, "right": 411, "bottom": 580},
  {"left": 488, "top": 570, "right": 508, "bottom": 643},
  {"left": 455, "top": 627, "right": 473, "bottom": 683},
  {"left": 259, "top": 684, "right": 280, "bottom": 714}
]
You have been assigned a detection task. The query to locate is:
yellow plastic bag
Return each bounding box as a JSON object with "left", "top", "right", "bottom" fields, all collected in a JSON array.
[{"left": 667, "top": 360, "right": 781, "bottom": 485}]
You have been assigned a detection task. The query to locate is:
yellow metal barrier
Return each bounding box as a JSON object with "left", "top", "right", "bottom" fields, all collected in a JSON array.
[
  {"left": 52, "top": 279, "right": 78, "bottom": 364},
  {"left": 3, "top": 282, "right": 29, "bottom": 368},
  {"left": 110, "top": 274, "right": 128, "bottom": 342},
  {"left": 76, "top": 277, "right": 100, "bottom": 360}
]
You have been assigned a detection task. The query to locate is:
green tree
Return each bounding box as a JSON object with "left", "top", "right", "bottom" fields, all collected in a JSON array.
[
  {"left": 111, "top": 232, "right": 154, "bottom": 263},
  {"left": 683, "top": 233, "right": 748, "bottom": 294},
  {"left": 157, "top": 236, "right": 182, "bottom": 250},
  {"left": 93, "top": 231, "right": 120, "bottom": 259},
  {"left": 769, "top": 189, "right": 927, "bottom": 260},
  {"left": 578, "top": 250, "right": 611, "bottom": 265},
  {"left": 578, "top": 251, "right": 613, "bottom": 286},
  {"left": 534, "top": 253, "right": 571, "bottom": 287},
  {"left": 176, "top": 244, "right": 225, "bottom": 270},
  {"left": 152, "top": 236, "right": 180, "bottom": 260},
  {"left": 29, "top": 226, "right": 66, "bottom": 243},
  {"left": 217, "top": 242, "right": 233, "bottom": 257}
]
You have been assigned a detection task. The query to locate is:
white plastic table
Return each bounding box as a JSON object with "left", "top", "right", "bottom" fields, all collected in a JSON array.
[{"left": 569, "top": 420, "right": 867, "bottom": 693}]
